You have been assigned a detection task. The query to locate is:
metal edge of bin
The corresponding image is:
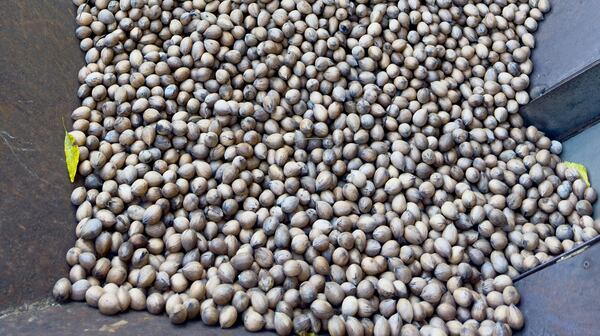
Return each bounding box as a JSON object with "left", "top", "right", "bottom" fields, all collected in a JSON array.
[
  {"left": 521, "top": 60, "right": 600, "bottom": 141},
  {"left": 513, "top": 235, "right": 600, "bottom": 283},
  {"left": 514, "top": 240, "right": 600, "bottom": 336},
  {"left": 521, "top": 0, "right": 600, "bottom": 141}
]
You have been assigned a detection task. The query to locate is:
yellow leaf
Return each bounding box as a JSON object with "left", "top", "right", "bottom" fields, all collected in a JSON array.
[
  {"left": 563, "top": 161, "right": 590, "bottom": 187},
  {"left": 64, "top": 130, "right": 79, "bottom": 183}
]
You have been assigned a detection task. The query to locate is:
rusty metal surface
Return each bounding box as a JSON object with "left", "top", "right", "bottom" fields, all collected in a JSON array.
[
  {"left": 514, "top": 242, "right": 600, "bottom": 336},
  {"left": 0, "top": 303, "right": 271, "bottom": 336},
  {"left": 0, "top": 0, "right": 82, "bottom": 309}
]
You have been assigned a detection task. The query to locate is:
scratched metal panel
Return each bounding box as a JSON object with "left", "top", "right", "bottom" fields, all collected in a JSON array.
[
  {"left": 522, "top": 0, "right": 600, "bottom": 140},
  {"left": 514, "top": 243, "right": 600, "bottom": 336},
  {"left": 521, "top": 63, "right": 600, "bottom": 141},
  {"left": 528, "top": 0, "right": 600, "bottom": 93},
  {"left": 0, "top": 303, "right": 272, "bottom": 336},
  {"left": 0, "top": 0, "right": 82, "bottom": 309}
]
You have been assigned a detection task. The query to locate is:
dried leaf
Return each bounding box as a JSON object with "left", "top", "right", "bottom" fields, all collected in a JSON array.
[
  {"left": 64, "top": 128, "right": 79, "bottom": 183},
  {"left": 563, "top": 161, "right": 590, "bottom": 187}
]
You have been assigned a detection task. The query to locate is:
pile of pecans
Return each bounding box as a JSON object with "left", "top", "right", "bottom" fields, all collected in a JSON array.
[{"left": 53, "top": 0, "right": 599, "bottom": 335}]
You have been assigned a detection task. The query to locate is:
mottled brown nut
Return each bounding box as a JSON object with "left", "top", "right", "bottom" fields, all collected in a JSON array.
[
  {"left": 52, "top": 278, "right": 72, "bottom": 302},
  {"left": 98, "top": 292, "right": 120, "bottom": 315},
  {"left": 243, "top": 309, "right": 265, "bottom": 332}
]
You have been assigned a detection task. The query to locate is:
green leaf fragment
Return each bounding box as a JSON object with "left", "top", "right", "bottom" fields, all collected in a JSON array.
[
  {"left": 64, "top": 131, "right": 79, "bottom": 183},
  {"left": 563, "top": 161, "right": 590, "bottom": 187}
]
